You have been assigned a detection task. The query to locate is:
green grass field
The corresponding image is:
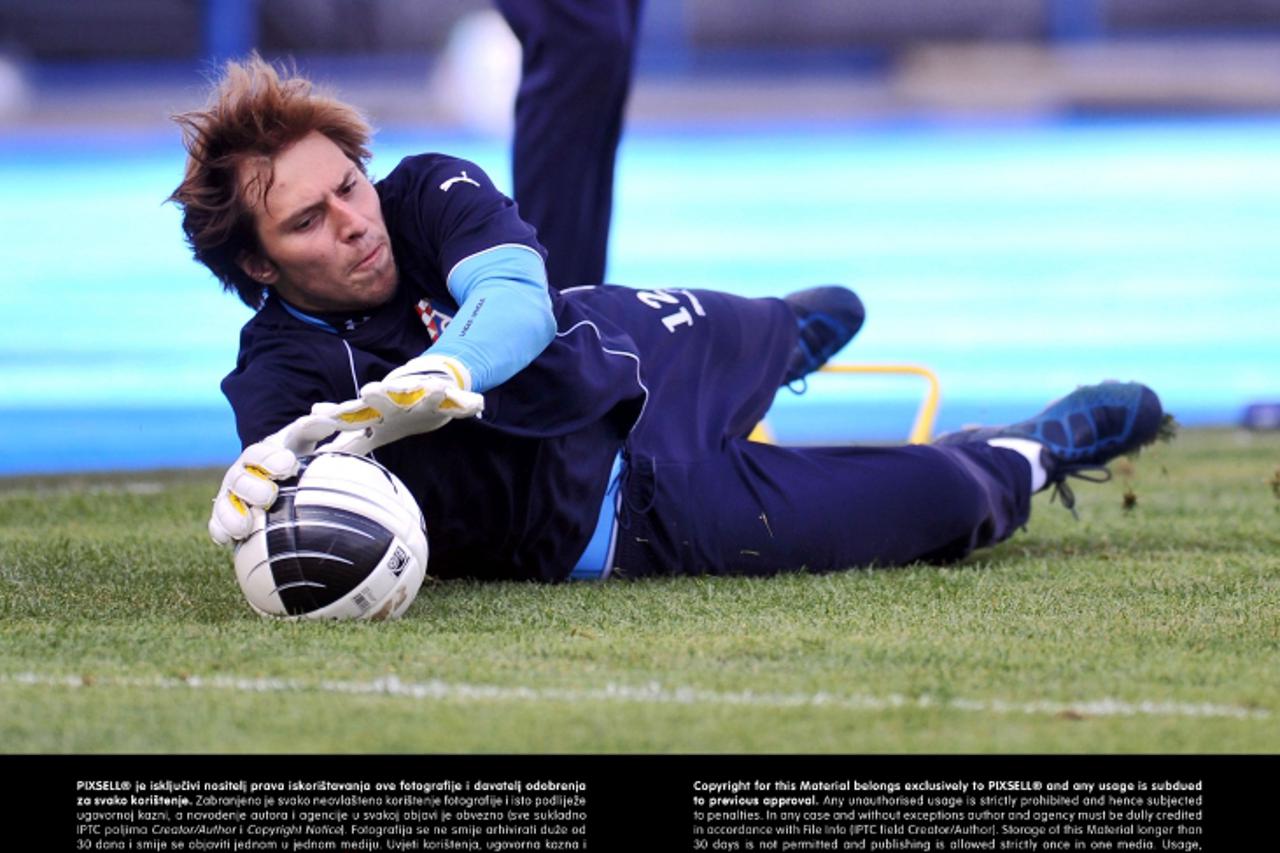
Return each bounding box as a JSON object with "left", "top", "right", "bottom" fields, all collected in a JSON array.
[{"left": 1, "top": 429, "right": 1276, "bottom": 753}]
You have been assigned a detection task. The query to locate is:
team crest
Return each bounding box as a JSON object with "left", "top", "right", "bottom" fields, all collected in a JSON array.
[{"left": 415, "top": 299, "right": 453, "bottom": 343}]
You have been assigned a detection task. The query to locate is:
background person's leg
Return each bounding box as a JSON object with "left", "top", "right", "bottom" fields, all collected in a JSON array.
[{"left": 497, "top": 0, "right": 643, "bottom": 288}]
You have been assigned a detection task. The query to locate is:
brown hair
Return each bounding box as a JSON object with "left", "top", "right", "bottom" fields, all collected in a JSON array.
[{"left": 168, "top": 54, "right": 374, "bottom": 308}]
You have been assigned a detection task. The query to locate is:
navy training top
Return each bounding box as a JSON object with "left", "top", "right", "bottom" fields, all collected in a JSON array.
[{"left": 221, "top": 154, "right": 645, "bottom": 581}]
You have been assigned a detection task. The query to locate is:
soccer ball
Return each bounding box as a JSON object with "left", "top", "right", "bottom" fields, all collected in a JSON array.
[{"left": 232, "top": 452, "right": 428, "bottom": 620}]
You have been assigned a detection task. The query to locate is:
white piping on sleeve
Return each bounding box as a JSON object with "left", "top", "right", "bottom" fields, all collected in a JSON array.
[
  {"left": 340, "top": 339, "right": 379, "bottom": 463},
  {"left": 556, "top": 319, "right": 650, "bottom": 433},
  {"left": 341, "top": 340, "right": 361, "bottom": 396}
]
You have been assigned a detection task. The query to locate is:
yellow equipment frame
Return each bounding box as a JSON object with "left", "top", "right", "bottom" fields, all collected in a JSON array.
[{"left": 750, "top": 363, "right": 942, "bottom": 445}]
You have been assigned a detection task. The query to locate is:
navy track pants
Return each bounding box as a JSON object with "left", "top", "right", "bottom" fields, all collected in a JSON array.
[{"left": 568, "top": 285, "right": 1035, "bottom": 577}]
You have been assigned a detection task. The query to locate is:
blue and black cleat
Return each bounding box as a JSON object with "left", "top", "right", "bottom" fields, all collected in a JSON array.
[
  {"left": 782, "top": 286, "right": 865, "bottom": 386},
  {"left": 934, "top": 381, "right": 1167, "bottom": 514}
]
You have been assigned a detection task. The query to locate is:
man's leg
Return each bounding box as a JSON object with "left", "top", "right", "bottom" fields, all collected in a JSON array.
[
  {"left": 496, "top": 0, "right": 643, "bottom": 288},
  {"left": 934, "top": 381, "right": 1167, "bottom": 517},
  {"left": 613, "top": 380, "right": 1165, "bottom": 577},
  {"left": 568, "top": 283, "right": 864, "bottom": 455},
  {"left": 612, "top": 440, "right": 1034, "bottom": 577},
  {"left": 570, "top": 285, "right": 796, "bottom": 453}
]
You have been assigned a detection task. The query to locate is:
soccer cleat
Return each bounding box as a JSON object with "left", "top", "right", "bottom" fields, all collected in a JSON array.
[
  {"left": 782, "top": 286, "right": 865, "bottom": 386},
  {"left": 934, "top": 381, "right": 1167, "bottom": 515}
]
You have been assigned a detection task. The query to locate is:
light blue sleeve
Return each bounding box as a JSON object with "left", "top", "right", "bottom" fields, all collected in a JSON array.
[{"left": 428, "top": 244, "right": 556, "bottom": 392}]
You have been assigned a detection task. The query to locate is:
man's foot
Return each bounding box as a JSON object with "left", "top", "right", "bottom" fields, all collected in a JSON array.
[
  {"left": 934, "top": 381, "right": 1167, "bottom": 512},
  {"left": 782, "top": 286, "right": 865, "bottom": 386}
]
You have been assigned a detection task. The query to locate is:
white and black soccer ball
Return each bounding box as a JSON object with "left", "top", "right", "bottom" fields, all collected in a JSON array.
[{"left": 233, "top": 452, "right": 428, "bottom": 620}]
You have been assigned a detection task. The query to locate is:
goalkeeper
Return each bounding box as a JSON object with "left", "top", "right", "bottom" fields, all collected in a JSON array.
[{"left": 172, "top": 56, "right": 1165, "bottom": 582}]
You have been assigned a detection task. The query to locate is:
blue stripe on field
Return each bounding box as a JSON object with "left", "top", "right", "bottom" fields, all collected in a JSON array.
[
  {"left": 1, "top": 116, "right": 1277, "bottom": 473},
  {"left": 0, "top": 408, "right": 240, "bottom": 476}
]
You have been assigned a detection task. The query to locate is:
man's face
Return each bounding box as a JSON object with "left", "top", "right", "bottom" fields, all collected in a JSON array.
[{"left": 238, "top": 131, "right": 397, "bottom": 314}]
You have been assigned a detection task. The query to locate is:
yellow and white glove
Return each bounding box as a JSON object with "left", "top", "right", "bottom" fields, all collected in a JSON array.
[
  {"left": 208, "top": 412, "right": 354, "bottom": 547},
  {"left": 315, "top": 354, "right": 485, "bottom": 457}
]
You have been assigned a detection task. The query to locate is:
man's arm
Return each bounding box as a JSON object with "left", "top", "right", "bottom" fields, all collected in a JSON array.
[
  {"left": 412, "top": 243, "right": 556, "bottom": 392},
  {"left": 345, "top": 244, "right": 551, "bottom": 447},
  {"left": 351, "top": 155, "right": 558, "bottom": 436}
]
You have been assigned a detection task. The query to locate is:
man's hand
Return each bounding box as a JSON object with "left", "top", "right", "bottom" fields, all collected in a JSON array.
[
  {"left": 209, "top": 356, "right": 482, "bottom": 546},
  {"left": 317, "top": 354, "right": 485, "bottom": 456},
  {"left": 208, "top": 413, "right": 351, "bottom": 547}
]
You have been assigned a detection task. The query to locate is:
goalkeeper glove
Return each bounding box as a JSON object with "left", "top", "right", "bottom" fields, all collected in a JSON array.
[
  {"left": 313, "top": 354, "right": 485, "bottom": 456},
  {"left": 207, "top": 412, "right": 355, "bottom": 547}
]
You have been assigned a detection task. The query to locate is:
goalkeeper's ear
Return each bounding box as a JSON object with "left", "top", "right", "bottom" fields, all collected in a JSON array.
[{"left": 237, "top": 251, "right": 279, "bottom": 285}]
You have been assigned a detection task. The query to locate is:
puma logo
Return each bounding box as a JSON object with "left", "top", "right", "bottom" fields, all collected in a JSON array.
[{"left": 439, "top": 171, "right": 480, "bottom": 192}]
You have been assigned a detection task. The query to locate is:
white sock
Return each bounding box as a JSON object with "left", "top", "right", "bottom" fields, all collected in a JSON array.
[{"left": 988, "top": 438, "right": 1048, "bottom": 492}]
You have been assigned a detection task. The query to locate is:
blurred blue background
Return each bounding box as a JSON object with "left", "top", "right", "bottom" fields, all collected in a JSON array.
[{"left": 1, "top": 1, "right": 1277, "bottom": 474}]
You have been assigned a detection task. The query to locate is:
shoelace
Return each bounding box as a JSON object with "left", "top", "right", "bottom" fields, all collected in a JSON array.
[
  {"left": 1048, "top": 464, "right": 1113, "bottom": 520},
  {"left": 786, "top": 313, "right": 853, "bottom": 388},
  {"left": 801, "top": 313, "right": 851, "bottom": 359}
]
